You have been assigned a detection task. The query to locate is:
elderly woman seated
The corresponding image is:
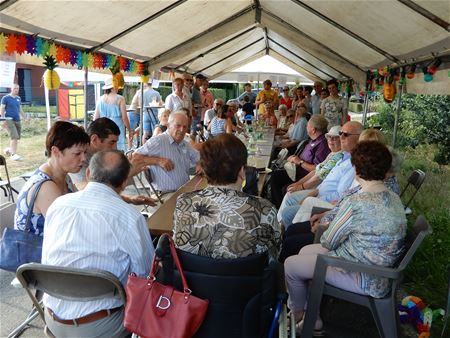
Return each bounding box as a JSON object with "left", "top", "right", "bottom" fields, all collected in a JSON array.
[
  {"left": 284, "top": 141, "right": 407, "bottom": 335},
  {"left": 173, "top": 133, "right": 281, "bottom": 260},
  {"left": 279, "top": 130, "right": 402, "bottom": 261},
  {"left": 15, "top": 121, "right": 89, "bottom": 235}
]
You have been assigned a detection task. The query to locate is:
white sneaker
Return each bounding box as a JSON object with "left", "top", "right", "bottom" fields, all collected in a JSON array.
[{"left": 10, "top": 154, "right": 22, "bottom": 161}]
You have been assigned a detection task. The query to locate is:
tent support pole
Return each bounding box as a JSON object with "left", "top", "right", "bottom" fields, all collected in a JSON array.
[
  {"left": 84, "top": 67, "right": 88, "bottom": 130},
  {"left": 361, "top": 92, "right": 369, "bottom": 127},
  {"left": 392, "top": 83, "right": 404, "bottom": 148},
  {"left": 139, "top": 81, "right": 144, "bottom": 147},
  {"left": 44, "top": 88, "right": 51, "bottom": 131}
]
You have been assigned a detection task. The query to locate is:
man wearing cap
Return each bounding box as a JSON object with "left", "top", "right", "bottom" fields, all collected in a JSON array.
[
  {"left": 255, "top": 79, "right": 278, "bottom": 115},
  {"left": 1, "top": 84, "right": 25, "bottom": 160},
  {"left": 280, "top": 86, "right": 293, "bottom": 109}
]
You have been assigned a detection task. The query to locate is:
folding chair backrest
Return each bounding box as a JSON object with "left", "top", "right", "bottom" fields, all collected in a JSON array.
[
  {"left": 293, "top": 139, "right": 309, "bottom": 156},
  {"left": 400, "top": 169, "right": 426, "bottom": 208},
  {"left": 0, "top": 155, "right": 14, "bottom": 202},
  {"left": 396, "top": 215, "right": 431, "bottom": 272},
  {"left": 16, "top": 263, "right": 126, "bottom": 303},
  {"left": 0, "top": 202, "right": 17, "bottom": 233}
]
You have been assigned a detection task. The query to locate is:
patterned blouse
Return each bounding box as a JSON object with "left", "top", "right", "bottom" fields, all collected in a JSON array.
[
  {"left": 320, "top": 190, "right": 407, "bottom": 298},
  {"left": 173, "top": 186, "right": 281, "bottom": 260},
  {"left": 316, "top": 151, "right": 344, "bottom": 180},
  {"left": 320, "top": 96, "right": 347, "bottom": 127}
]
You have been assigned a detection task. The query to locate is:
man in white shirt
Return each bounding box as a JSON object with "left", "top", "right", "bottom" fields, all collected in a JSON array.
[{"left": 43, "top": 150, "right": 154, "bottom": 338}]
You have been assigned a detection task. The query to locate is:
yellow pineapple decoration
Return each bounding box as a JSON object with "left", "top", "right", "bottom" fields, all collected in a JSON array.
[
  {"left": 140, "top": 67, "right": 150, "bottom": 84},
  {"left": 43, "top": 55, "right": 60, "bottom": 90},
  {"left": 109, "top": 59, "right": 124, "bottom": 90}
]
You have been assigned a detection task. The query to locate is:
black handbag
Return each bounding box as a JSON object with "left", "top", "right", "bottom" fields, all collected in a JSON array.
[{"left": 0, "top": 178, "right": 50, "bottom": 272}]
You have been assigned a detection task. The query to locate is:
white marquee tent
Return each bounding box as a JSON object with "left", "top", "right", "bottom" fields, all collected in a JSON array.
[{"left": 1, "top": 0, "right": 449, "bottom": 94}]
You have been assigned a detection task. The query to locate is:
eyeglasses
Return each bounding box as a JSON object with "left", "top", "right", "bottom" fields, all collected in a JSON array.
[
  {"left": 339, "top": 131, "right": 360, "bottom": 137},
  {"left": 215, "top": 103, "right": 222, "bottom": 106},
  {"left": 185, "top": 79, "right": 193, "bottom": 82}
]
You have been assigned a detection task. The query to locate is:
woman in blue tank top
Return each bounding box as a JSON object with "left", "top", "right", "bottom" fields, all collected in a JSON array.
[{"left": 94, "top": 78, "right": 132, "bottom": 151}]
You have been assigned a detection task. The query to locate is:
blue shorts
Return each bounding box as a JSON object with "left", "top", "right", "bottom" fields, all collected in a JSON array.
[{"left": 127, "top": 112, "right": 140, "bottom": 130}]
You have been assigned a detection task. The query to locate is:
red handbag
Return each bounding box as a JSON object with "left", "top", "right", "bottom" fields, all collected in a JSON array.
[{"left": 124, "top": 235, "right": 209, "bottom": 338}]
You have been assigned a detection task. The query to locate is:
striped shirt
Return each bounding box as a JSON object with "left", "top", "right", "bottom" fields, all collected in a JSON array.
[
  {"left": 42, "top": 182, "right": 154, "bottom": 319},
  {"left": 136, "top": 131, "right": 200, "bottom": 192},
  {"left": 210, "top": 117, "right": 226, "bottom": 136}
]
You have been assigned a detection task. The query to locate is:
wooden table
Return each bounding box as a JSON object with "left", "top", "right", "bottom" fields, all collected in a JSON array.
[
  {"left": 146, "top": 175, "right": 206, "bottom": 235},
  {"left": 146, "top": 127, "right": 276, "bottom": 235}
]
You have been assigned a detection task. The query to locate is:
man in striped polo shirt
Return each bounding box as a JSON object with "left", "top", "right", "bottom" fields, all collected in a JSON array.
[{"left": 134, "top": 110, "right": 200, "bottom": 193}]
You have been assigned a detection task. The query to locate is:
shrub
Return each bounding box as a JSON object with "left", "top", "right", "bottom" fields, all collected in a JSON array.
[{"left": 369, "top": 94, "right": 450, "bottom": 162}]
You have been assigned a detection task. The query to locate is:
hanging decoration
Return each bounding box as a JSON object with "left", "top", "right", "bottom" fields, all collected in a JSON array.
[
  {"left": 5, "top": 34, "right": 17, "bottom": 54},
  {"left": 16, "top": 35, "right": 27, "bottom": 55},
  {"left": 43, "top": 54, "right": 60, "bottom": 90},
  {"left": 26, "top": 35, "right": 36, "bottom": 55},
  {"left": 110, "top": 58, "right": 124, "bottom": 90},
  {"left": 406, "top": 64, "right": 417, "bottom": 79},
  {"left": 383, "top": 68, "right": 397, "bottom": 103},
  {"left": 0, "top": 32, "right": 144, "bottom": 75},
  {"left": 427, "top": 59, "right": 441, "bottom": 75},
  {"left": 140, "top": 66, "right": 150, "bottom": 83},
  {"left": 422, "top": 66, "right": 433, "bottom": 82},
  {"left": 399, "top": 67, "right": 407, "bottom": 85},
  {"left": 0, "top": 33, "right": 7, "bottom": 54}
]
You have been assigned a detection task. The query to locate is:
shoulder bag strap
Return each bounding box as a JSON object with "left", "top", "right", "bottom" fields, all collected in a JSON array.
[
  {"left": 24, "top": 178, "right": 51, "bottom": 232},
  {"left": 148, "top": 234, "right": 191, "bottom": 292}
]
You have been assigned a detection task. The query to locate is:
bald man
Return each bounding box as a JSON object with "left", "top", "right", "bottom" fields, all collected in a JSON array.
[{"left": 42, "top": 150, "right": 154, "bottom": 338}]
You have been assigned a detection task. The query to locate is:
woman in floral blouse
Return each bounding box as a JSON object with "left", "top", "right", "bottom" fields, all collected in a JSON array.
[
  {"left": 173, "top": 134, "right": 281, "bottom": 260},
  {"left": 284, "top": 141, "right": 406, "bottom": 335}
]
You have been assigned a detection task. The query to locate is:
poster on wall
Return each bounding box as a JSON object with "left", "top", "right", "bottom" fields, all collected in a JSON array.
[{"left": 0, "top": 54, "right": 16, "bottom": 88}]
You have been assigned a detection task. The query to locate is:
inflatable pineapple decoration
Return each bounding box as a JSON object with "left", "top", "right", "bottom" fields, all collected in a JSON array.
[
  {"left": 141, "top": 67, "right": 150, "bottom": 84},
  {"left": 43, "top": 55, "right": 60, "bottom": 90},
  {"left": 110, "top": 59, "right": 124, "bottom": 90}
]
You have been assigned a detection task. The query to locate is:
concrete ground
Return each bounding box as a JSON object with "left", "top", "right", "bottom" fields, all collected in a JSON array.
[{"left": 0, "top": 176, "right": 414, "bottom": 338}]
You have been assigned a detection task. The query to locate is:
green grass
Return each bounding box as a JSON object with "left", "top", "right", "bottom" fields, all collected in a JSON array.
[
  {"left": 398, "top": 145, "right": 449, "bottom": 335},
  {"left": 1, "top": 118, "right": 48, "bottom": 177}
]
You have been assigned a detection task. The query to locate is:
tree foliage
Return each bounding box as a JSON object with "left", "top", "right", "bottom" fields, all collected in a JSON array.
[{"left": 370, "top": 94, "right": 450, "bottom": 164}]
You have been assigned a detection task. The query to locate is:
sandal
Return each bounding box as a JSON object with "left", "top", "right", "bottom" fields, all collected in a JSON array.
[{"left": 295, "top": 318, "right": 325, "bottom": 337}]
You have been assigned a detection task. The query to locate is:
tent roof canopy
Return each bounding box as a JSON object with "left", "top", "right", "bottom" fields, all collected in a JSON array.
[{"left": 1, "top": 0, "right": 449, "bottom": 88}]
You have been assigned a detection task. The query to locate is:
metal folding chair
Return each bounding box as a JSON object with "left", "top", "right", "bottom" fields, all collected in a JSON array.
[
  {"left": 15, "top": 263, "right": 127, "bottom": 338},
  {"left": 400, "top": 169, "right": 426, "bottom": 215},
  {"left": 0, "top": 155, "right": 18, "bottom": 202}
]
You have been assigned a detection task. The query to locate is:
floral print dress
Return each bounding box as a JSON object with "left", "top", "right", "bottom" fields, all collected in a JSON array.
[{"left": 173, "top": 186, "right": 281, "bottom": 260}]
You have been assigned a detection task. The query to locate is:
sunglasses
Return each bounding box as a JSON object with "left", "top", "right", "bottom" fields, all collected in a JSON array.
[
  {"left": 339, "top": 131, "right": 360, "bottom": 137},
  {"left": 185, "top": 79, "right": 193, "bottom": 82},
  {"left": 215, "top": 102, "right": 222, "bottom": 105}
]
